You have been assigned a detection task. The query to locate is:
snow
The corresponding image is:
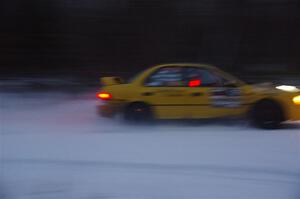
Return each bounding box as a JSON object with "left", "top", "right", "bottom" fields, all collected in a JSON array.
[{"left": 1, "top": 91, "right": 300, "bottom": 199}]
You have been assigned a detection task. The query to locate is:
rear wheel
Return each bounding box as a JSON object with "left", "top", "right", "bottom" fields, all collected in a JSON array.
[
  {"left": 250, "top": 100, "right": 285, "bottom": 129},
  {"left": 124, "top": 102, "right": 153, "bottom": 123}
]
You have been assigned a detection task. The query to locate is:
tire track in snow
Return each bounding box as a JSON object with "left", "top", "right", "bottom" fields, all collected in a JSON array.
[{"left": 2, "top": 158, "right": 300, "bottom": 184}]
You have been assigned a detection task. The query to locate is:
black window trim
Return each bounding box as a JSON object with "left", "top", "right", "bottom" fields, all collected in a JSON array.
[
  {"left": 143, "top": 66, "right": 233, "bottom": 88},
  {"left": 143, "top": 66, "right": 186, "bottom": 87}
]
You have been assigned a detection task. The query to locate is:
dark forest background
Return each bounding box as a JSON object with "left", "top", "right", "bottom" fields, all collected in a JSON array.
[{"left": 1, "top": 0, "right": 300, "bottom": 79}]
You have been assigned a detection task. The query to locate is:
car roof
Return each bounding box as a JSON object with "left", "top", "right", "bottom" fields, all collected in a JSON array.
[{"left": 152, "top": 63, "right": 218, "bottom": 70}]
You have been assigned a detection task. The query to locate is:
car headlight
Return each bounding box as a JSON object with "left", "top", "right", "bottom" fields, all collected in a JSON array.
[
  {"left": 293, "top": 95, "right": 300, "bottom": 105},
  {"left": 276, "top": 85, "right": 300, "bottom": 92}
]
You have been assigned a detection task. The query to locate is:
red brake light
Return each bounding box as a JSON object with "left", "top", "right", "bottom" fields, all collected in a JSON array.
[
  {"left": 188, "top": 79, "right": 201, "bottom": 87},
  {"left": 97, "top": 92, "right": 112, "bottom": 100}
]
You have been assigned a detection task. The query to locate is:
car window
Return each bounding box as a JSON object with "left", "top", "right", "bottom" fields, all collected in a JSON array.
[
  {"left": 183, "top": 67, "right": 223, "bottom": 87},
  {"left": 145, "top": 67, "right": 184, "bottom": 87}
]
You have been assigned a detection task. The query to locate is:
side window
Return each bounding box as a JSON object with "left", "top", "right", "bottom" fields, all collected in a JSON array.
[
  {"left": 145, "top": 67, "right": 184, "bottom": 87},
  {"left": 184, "top": 68, "right": 223, "bottom": 87}
]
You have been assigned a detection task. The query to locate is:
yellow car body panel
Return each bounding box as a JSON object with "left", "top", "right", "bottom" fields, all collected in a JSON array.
[{"left": 98, "top": 64, "right": 300, "bottom": 121}]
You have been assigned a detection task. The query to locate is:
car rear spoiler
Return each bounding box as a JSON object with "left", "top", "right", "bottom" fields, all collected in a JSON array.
[{"left": 100, "top": 77, "right": 123, "bottom": 86}]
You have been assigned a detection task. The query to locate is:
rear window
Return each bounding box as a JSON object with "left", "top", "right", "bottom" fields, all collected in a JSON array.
[{"left": 144, "top": 67, "right": 184, "bottom": 87}]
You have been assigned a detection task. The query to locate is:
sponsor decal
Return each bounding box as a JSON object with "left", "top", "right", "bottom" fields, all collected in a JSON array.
[{"left": 211, "top": 88, "right": 241, "bottom": 108}]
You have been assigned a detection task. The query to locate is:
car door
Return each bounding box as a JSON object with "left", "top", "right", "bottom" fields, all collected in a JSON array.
[
  {"left": 138, "top": 66, "right": 190, "bottom": 119},
  {"left": 183, "top": 67, "right": 247, "bottom": 118}
]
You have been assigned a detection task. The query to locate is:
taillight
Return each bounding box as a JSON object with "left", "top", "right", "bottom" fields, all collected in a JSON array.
[{"left": 97, "top": 92, "right": 112, "bottom": 100}]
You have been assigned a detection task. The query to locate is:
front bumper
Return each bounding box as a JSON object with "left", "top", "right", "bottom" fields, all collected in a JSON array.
[{"left": 289, "top": 104, "right": 300, "bottom": 121}]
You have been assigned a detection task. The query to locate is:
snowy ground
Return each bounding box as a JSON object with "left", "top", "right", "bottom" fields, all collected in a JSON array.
[{"left": 0, "top": 90, "right": 300, "bottom": 199}]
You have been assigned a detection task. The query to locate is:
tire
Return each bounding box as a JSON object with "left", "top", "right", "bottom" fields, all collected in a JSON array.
[
  {"left": 124, "top": 102, "right": 153, "bottom": 123},
  {"left": 250, "top": 100, "right": 285, "bottom": 129}
]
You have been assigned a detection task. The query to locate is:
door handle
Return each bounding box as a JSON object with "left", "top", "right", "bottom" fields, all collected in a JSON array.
[
  {"left": 141, "top": 92, "right": 154, "bottom": 96},
  {"left": 191, "top": 92, "right": 203, "bottom": 96},
  {"left": 159, "top": 90, "right": 184, "bottom": 92}
]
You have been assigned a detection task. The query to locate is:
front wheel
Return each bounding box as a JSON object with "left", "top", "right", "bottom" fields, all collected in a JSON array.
[
  {"left": 124, "top": 103, "right": 153, "bottom": 123},
  {"left": 250, "top": 100, "right": 285, "bottom": 129}
]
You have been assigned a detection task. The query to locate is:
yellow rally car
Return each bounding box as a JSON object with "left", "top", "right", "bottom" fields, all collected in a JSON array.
[{"left": 97, "top": 63, "right": 300, "bottom": 129}]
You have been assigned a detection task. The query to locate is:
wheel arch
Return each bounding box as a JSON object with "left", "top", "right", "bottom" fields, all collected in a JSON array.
[
  {"left": 123, "top": 101, "right": 155, "bottom": 122},
  {"left": 249, "top": 98, "right": 286, "bottom": 121},
  {"left": 123, "top": 101, "right": 154, "bottom": 115},
  {"left": 124, "top": 101, "right": 152, "bottom": 109}
]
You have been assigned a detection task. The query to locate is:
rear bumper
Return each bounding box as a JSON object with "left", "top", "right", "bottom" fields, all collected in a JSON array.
[
  {"left": 289, "top": 105, "right": 300, "bottom": 121},
  {"left": 98, "top": 104, "right": 117, "bottom": 118},
  {"left": 97, "top": 103, "right": 123, "bottom": 118}
]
